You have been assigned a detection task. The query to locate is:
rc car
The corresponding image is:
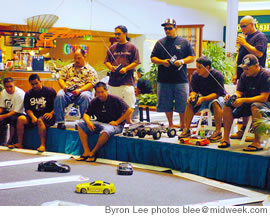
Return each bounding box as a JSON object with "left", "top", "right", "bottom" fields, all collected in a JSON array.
[
  {"left": 76, "top": 181, "right": 115, "bottom": 194},
  {"left": 117, "top": 163, "right": 133, "bottom": 175},
  {"left": 37, "top": 160, "right": 70, "bottom": 173},
  {"left": 179, "top": 136, "right": 210, "bottom": 146},
  {"left": 123, "top": 122, "right": 176, "bottom": 140}
]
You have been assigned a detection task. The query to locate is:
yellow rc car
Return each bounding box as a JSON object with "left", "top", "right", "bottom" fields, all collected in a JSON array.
[{"left": 76, "top": 180, "right": 115, "bottom": 194}]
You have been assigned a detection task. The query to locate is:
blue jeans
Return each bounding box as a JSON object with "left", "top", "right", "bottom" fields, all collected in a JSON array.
[{"left": 54, "top": 90, "right": 92, "bottom": 123}]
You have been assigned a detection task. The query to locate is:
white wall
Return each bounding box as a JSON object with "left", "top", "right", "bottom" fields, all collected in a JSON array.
[{"left": 1, "top": 0, "right": 225, "bottom": 41}]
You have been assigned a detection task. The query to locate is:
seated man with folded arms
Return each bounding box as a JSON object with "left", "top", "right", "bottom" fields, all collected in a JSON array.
[
  {"left": 179, "top": 56, "right": 225, "bottom": 142},
  {"left": 10, "top": 74, "right": 56, "bottom": 151},
  {"left": 219, "top": 54, "right": 270, "bottom": 151},
  {"left": 76, "top": 81, "right": 132, "bottom": 162},
  {"left": 0, "top": 77, "right": 25, "bottom": 146}
]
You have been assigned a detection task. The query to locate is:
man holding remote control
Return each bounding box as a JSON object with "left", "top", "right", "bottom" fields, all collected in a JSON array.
[
  {"left": 151, "top": 18, "right": 195, "bottom": 129},
  {"left": 54, "top": 48, "right": 98, "bottom": 129},
  {"left": 104, "top": 25, "right": 140, "bottom": 124}
]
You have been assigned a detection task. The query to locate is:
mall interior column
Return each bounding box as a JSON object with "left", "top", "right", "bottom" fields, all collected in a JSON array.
[{"left": 225, "top": 0, "right": 238, "bottom": 54}]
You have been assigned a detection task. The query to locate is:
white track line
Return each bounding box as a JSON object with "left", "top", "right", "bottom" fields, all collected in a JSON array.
[
  {"left": 0, "top": 175, "right": 89, "bottom": 190},
  {"left": 0, "top": 155, "right": 71, "bottom": 167}
]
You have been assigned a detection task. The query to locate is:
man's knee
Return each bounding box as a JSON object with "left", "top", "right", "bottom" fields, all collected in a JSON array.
[{"left": 17, "top": 115, "right": 28, "bottom": 125}]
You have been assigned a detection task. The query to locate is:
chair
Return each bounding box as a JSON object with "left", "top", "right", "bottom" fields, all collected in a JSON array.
[
  {"left": 195, "top": 109, "right": 216, "bottom": 136},
  {"left": 239, "top": 118, "right": 253, "bottom": 145}
]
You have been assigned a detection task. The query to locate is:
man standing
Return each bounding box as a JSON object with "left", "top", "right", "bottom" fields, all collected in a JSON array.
[
  {"left": 179, "top": 56, "right": 225, "bottom": 142},
  {"left": 76, "top": 82, "right": 132, "bottom": 162},
  {"left": 151, "top": 18, "right": 195, "bottom": 129},
  {"left": 231, "top": 15, "right": 268, "bottom": 140},
  {"left": 54, "top": 49, "right": 98, "bottom": 129},
  {"left": 10, "top": 74, "right": 56, "bottom": 151},
  {"left": 104, "top": 25, "right": 140, "bottom": 123},
  {"left": 219, "top": 54, "right": 270, "bottom": 151},
  {"left": 0, "top": 77, "right": 24, "bottom": 146}
]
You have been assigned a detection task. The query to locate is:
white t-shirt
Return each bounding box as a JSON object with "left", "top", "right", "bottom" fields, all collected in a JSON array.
[{"left": 0, "top": 86, "right": 25, "bottom": 113}]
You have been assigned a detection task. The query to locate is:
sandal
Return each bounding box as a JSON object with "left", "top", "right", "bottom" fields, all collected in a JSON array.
[
  {"left": 218, "top": 141, "right": 230, "bottom": 148},
  {"left": 8, "top": 144, "right": 23, "bottom": 149},
  {"left": 86, "top": 155, "right": 97, "bottom": 162},
  {"left": 243, "top": 144, "right": 263, "bottom": 152},
  {"left": 76, "top": 155, "right": 89, "bottom": 161}
]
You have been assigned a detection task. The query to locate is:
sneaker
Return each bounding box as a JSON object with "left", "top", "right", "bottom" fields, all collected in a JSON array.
[
  {"left": 57, "top": 123, "right": 66, "bottom": 130},
  {"left": 209, "top": 131, "right": 222, "bottom": 141},
  {"left": 230, "top": 126, "right": 245, "bottom": 139},
  {"left": 178, "top": 128, "right": 191, "bottom": 138}
]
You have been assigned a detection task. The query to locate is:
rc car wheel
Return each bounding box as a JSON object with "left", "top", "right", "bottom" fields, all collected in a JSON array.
[
  {"left": 196, "top": 141, "right": 201, "bottom": 146},
  {"left": 39, "top": 167, "right": 45, "bottom": 172},
  {"left": 180, "top": 138, "right": 185, "bottom": 144},
  {"left": 81, "top": 188, "right": 87, "bottom": 194},
  {"left": 103, "top": 189, "right": 110, "bottom": 194},
  {"left": 153, "top": 131, "right": 161, "bottom": 140},
  {"left": 167, "top": 128, "right": 176, "bottom": 138},
  {"left": 137, "top": 130, "right": 146, "bottom": 138}
]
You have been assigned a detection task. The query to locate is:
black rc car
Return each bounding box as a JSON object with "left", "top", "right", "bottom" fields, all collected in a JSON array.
[{"left": 37, "top": 160, "right": 71, "bottom": 173}]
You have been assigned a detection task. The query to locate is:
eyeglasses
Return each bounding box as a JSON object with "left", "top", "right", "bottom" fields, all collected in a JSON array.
[
  {"left": 164, "top": 27, "right": 174, "bottom": 31},
  {"left": 240, "top": 23, "right": 251, "bottom": 28},
  {"left": 114, "top": 33, "right": 121, "bottom": 36}
]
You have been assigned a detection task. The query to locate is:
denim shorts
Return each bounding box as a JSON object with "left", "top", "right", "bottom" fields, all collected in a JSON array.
[
  {"left": 231, "top": 102, "right": 270, "bottom": 118},
  {"left": 77, "top": 120, "right": 123, "bottom": 137},
  {"left": 193, "top": 96, "right": 225, "bottom": 114},
  {"left": 157, "top": 82, "right": 189, "bottom": 113}
]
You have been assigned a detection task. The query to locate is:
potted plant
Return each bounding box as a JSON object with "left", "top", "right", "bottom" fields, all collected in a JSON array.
[
  {"left": 202, "top": 42, "right": 236, "bottom": 85},
  {"left": 254, "top": 108, "right": 270, "bottom": 137},
  {"left": 136, "top": 64, "right": 158, "bottom": 107}
]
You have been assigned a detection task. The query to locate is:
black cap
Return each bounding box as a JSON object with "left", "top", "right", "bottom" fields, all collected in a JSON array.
[
  {"left": 161, "top": 18, "right": 176, "bottom": 27},
  {"left": 238, "top": 54, "right": 259, "bottom": 68}
]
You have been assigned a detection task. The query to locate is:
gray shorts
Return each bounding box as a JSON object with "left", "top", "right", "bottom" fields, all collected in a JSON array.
[
  {"left": 77, "top": 120, "right": 123, "bottom": 137},
  {"left": 157, "top": 82, "right": 189, "bottom": 113},
  {"left": 193, "top": 96, "right": 225, "bottom": 114}
]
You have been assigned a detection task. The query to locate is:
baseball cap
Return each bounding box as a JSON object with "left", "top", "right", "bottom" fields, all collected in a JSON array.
[
  {"left": 238, "top": 54, "right": 259, "bottom": 68},
  {"left": 161, "top": 18, "right": 176, "bottom": 27}
]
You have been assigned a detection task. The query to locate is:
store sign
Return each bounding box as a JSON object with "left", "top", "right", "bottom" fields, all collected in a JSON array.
[
  {"left": 64, "top": 44, "right": 88, "bottom": 55},
  {"left": 36, "top": 27, "right": 92, "bottom": 47},
  {"left": 237, "top": 23, "right": 270, "bottom": 32},
  {"left": 5, "top": 36, "right": 35, "bottom": 48}
]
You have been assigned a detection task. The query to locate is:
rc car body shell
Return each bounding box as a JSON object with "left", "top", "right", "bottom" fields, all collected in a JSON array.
[{"left": 76, "top": 181, "right": 115, "bottom": 194}]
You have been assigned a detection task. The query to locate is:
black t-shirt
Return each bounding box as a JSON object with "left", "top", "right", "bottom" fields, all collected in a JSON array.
[
  {"left": 85, "top": 94, "right": 129, "bottom": 126},
  {"left": 237, "top": 31, "right": 268, "bottom": 79},
  {"left": 237, "top": 68, "right": 270, "bottom": 101},
  {"left": 24, "top": 86, "right": 56, "bottom": 118},
  {"left": 151, "top": 36, "right": 195, "bottom": 84},
  {"left": 191, "top": 69, "right": 226, "bottom": 97},
  {"left": 137, "top": 78, "right": 153, "bottom": 94}
]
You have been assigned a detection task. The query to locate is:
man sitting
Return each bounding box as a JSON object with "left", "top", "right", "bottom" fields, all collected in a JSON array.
[
  {"left": 179, "top": 56, "right": 225, "bottom": 142},
  {"left": 10, "top": 74, "right": 56, "bottom": 151},
  {"left": 219, "top": 54, "right": 270, "bottom": 150},
  {"left": 54, "top": 48, "right": 98, "bottom": 129},
  {"left": 76, "top": 81, "right": 132, "bottom": 162},
  {"left": 0, "top": 77, "right": 25, "bottom": 146}
]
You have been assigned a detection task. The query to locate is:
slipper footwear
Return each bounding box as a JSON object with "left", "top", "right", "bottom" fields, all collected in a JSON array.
[
  {"left": 76, "top": 155, "right": 89, "bottom": 161},
  {"left": 86, "top": 155, "right": 97, "bottom": 162},
  {"left": 243, "top": 144, "right": 263, "bottom": 152},
  {"left": 218, "top": 141, "right": 230, "bottom": 148}
]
